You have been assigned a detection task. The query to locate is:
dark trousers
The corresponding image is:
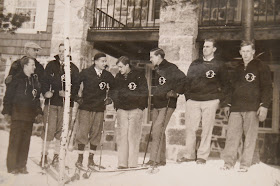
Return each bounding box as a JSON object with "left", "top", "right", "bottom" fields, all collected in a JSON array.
[{"left": 7, "top": 120, "right": 33, "bottom": 172}]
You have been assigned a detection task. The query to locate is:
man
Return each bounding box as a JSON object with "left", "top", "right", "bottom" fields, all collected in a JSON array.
[
  {"left": 5, "top": 42, "right": 44, "bottom": 85},
  {"left": 2, "top": 57, "right": 43, "bottom": 174},
  {"left": 145, "top": 48, "right": 185, "bottom": 166},
  {"left": 180, "top": 39, "right": 230, "bottom": 164},
  {"left": 40, "top": 43, "right": 80, "bottom": 165},
  {"left": 112, "top": 56, "right": 148, "bottom": 169},
  {"left": 221, "top": 41, "right": 272, "bottom": 172},
  {"left": 75, "top": 53, "right": 114, "bottom": 169}
]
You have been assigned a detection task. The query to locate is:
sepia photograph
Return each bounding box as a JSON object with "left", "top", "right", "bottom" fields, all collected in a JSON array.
[{"left": 0, "top": 0, "right": 279, "bottom": 185}]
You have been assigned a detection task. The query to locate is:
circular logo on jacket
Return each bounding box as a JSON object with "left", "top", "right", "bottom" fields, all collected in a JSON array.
[
  {"left": 159, "top": 76, "right": 166, "bottom": 85},
  {"left": 32, "top": 89, "right": 37, "bottom": 100},
  {"left": 128, "top": 82, "right": 137, "bottom": 90},
  {"left": 99, "top": 82, "right": 107, "bottom": 90},
  {"left": 245, "top": 73, "right": 256, "bottom": 82},
  {"left": 61, "top": 74, "right": 65, "bottom": 82},
  {"left": 205, "top": 70, "right": 216, "bottom": 79}
]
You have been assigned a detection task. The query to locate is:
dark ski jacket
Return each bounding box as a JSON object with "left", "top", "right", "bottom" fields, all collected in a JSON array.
[
  {"left": 152, "top": 59, "right": 186, "bottom": 109},
  {"left": 228, "top": 59, "right": 272, "bottom": 112},
  {"left": 78, "top": 65, "right": 115, "bottom": 112},
  {"left": 111, "top": 70, "right": 148, "bottom": 110},
  {"left": 41, "top": 55, "right": 80, "bottom": 107},
  {"left": 2, "top": 71, "right": 42, "bottom": 122},
  {"left": 6, "top": 56, "right": 44, "bottom": 85},
  {"left": 184, "top": 57, "right": 230, "bottom": 106}
]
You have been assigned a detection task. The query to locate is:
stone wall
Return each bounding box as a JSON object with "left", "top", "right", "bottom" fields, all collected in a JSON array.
[{"left": 157, "top": 1, "right": 199, "bottom": 160}]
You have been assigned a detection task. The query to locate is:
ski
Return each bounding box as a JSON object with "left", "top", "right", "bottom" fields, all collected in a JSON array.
[
  {"left": 30, "top": 157, "right": 71, "bottom": 183},
  {"left": 92, "top": 166, "right": 149, "bottom": 173}
]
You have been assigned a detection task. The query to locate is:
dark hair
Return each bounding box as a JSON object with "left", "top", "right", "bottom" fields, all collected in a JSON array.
[
  {"left": 240, "top": 40, "right": 255, "bottom": 50},
  {"left": 59, "top": 43, "right": 71, "bottom": 52},
  {"left": 150, "top": 48, "right": 165, "bottom": 59},
  {"left": 20, "top": 56, "right": 34, "bottom": 68},
  {"left": 94, "top": 53, "right": 106, "bottom": 61},
  {"left": 116, "top": 56, "right": 130, "bottom": 66},
  {"left": 204, "top": 38, "right": 217, "bottom": 48}
]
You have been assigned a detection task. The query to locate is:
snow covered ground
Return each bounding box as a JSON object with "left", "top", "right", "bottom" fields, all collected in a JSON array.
[{"left": 0, "top": 130, "right": 280, "bottom": 186}]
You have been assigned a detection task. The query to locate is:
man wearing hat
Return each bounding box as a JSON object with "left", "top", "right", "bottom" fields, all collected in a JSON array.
[{"left": 5, "top": 42, "right": 44, "bottom": 85}]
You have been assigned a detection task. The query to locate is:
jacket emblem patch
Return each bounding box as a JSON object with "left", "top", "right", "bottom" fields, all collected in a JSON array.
[
  {"left": 99, "top": 82, "right": 107, "bottom": 90},
  {"left": 245, "top": 73, "right": 256, "bottom": 82},
  {"left": 159, "top": 76, "right": 166, "bottom": 85},
  {"left": 206, "top": 70, "right": 216, "bottom": 79},
  {"left": 128, "top": 82, "right": 137, "bottom": 90},
  {"left": 61, "top": 74, "right": 65, "bottom": 82}
]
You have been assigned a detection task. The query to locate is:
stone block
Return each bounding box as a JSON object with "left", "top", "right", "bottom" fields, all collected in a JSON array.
[
  {"left": 105, "top": 134, "right": 114, "bottom": 142},
  {"left": 217, "top": 137, "right": 226, "bottom": 149},
  {"left": 180, "top": 118, "right": 185, "bottom": 125},
  {"left": 212, "top": 125, "right": 222, "bottom": 136},
  {"left": 167, "top": 128, "right": 186, "bottom": 146},
  {"left": 104, "top": 121, "right": 115, "bottom": 131}
]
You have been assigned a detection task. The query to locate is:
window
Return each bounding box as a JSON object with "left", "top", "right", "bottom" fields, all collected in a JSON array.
[
  {"left": 15, "top": 0, "right": 37, "bottom": 30},
  {"left": 3, "top": 0, "right": 49, "bottom": 33}
]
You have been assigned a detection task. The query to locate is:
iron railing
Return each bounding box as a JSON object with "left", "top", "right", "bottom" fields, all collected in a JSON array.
[
  {"left": 92, "top": 0, "right": 160, "bottom": 29},
  {"left": 253, "top": 0, "right": 280, "bottom": 26},
  {"left": 198, "top": 0, "right": 243, "bottom": 26},
  {"left": 198, "top": 0, "right": 280, "bottom": 26},
  {"left": 91, "top": 0, "right": 280, "bottom": 29}
]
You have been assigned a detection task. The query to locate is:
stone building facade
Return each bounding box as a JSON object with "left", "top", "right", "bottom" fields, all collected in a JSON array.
[{"left": 0, "top": 0, "right": 279, "bottom": 165}]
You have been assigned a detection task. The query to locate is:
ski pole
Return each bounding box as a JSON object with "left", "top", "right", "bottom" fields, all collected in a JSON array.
[
  {"left": 150, "top": 98, "right": 170, "bottom": 173},
  {"left": 142, "top": 120, "right": 154, "bottom": 165},
  {"left": 42, "top": 85, "right": 52, "bottom": 168},
  {"left": 99, "top": 84, "right": 110, "bottom": 170}
]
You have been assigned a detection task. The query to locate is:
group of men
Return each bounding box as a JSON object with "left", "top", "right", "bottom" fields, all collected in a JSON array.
[{"left": 2, "top": 38, "right": 272, "bottom": 174}]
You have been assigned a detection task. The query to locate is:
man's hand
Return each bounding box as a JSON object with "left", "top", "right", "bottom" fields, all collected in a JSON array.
[
  {"left": 166, "top": 90, "right": 178, "bottom": 99},
  {"left": 257, "top": 106, "right": 268, "bottom": 122},
  {"left": 59, "top": 90, "right": 65, "bottom": 98},
  {"left": 35, "top": 114, "right": 43, "bottom": 124},
  {"left": 104, "top": 97, "right": 113, "bottom": 105},
  {"left": 44, "top": 91, "right": 53, "bottom": 98},
  {"left": 223, "top": 106, "right": 230, "bottom": 119},
  {"left": 4, "top": 114, "right": 11, "bottom": 124}
]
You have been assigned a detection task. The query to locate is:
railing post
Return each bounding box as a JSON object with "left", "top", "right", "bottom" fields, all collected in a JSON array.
[{"left": 242, "top": 0, "right": 254, "bottom": 41}]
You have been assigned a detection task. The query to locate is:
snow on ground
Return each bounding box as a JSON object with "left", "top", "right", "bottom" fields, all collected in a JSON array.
[{"left": 0, "top": 130, "right": 280, "bottom": 186}]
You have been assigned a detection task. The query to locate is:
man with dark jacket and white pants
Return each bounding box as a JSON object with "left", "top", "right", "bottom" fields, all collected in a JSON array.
[
  {"left": 112, "top": 56, "right": 148, "bottom": 169},
  {"left": 75, "top": 53, "right": 115, "bottom": 169},
  {"left": 40, "top": 43, "right": 80, "bottom": 165},
  {"left": 221, "top": 41, "right": 272, "bottom": 172},
  {"left": 179, "top": 39, "right": 230, "bottom": 164},
  {"left": 145, "top": 48, "right": 186, "bottom": 167}
]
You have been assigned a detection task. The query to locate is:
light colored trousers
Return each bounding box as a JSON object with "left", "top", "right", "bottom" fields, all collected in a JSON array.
[
  {"left": 116, "top": 109, "right": 143, "bottom": 167},
  {"left": 149, "top": 107, "right": 175, "bottom": 163},
  {"left": 221, "top": 112, "right": 259, "bottom": 168},
  {"left": 185, "top": 99, "right": 220, "bottom": 160},
  {"left": 41, "top": 105, "right": 72, "bottom": 154}
]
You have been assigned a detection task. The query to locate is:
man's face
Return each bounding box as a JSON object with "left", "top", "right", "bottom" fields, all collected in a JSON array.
[
  {"left": 203, "top": 41, "right": 216, "bottom": 58},
  {"left": 150, "top": 51, "right": 161, "bottom": 67},
  {"left": 58, "top": 45, "right": 65, "bottom": 62},
  {"left": 24, "top": 59, "right": 36, "bottom": 75},
  {"left": 117, "top": 62, "right": 130, "bottom": 75},
  {"left": 26, "top": 47, "right": 39, "bottom": 58},
  {"left": 240, "top": 45, "right": 255, "bottom": 63},
  {"left": 95, "top": 57, "right": 107, "bottom": 70}
]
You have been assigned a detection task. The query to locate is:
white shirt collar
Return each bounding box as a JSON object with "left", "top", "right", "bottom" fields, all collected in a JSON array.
[
  {"left": 94, "top": 67, "right": 103, "bottom": 76},
  {"left": 203, "top": 56, "right": 214, "bottom": 62}
]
